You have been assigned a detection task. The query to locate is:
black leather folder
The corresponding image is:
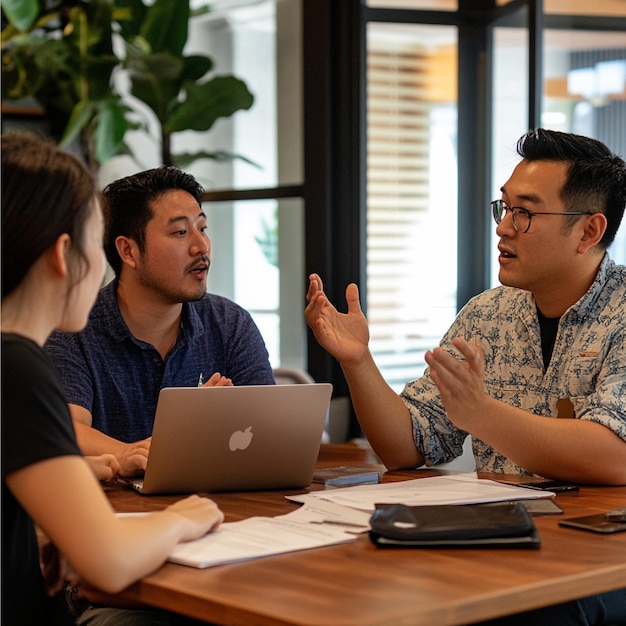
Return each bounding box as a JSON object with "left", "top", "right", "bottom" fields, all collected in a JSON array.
[{"left": 369, "top": 501, "right": 540, "bottom": 548}]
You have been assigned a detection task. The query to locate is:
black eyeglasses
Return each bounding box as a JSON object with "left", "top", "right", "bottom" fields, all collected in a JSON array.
[{"left": 491, "top": 199, "right": 592, "bottom": 233}]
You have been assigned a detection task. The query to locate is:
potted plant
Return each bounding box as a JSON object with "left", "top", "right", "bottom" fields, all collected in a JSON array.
[{"left": 2, "top": 0, "right": 254, "bottom": 171}]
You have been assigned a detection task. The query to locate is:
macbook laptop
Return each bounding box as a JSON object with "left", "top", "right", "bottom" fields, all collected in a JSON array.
[{"left": 126, "top": 383, "right": 332, "bottom": 495}]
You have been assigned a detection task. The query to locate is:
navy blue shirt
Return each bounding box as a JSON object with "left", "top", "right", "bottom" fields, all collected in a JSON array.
[{"left": 45, "top": 281, "right": 275, "bottom": 443}]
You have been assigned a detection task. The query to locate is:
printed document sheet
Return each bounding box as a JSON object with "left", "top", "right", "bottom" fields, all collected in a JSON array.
[
  {"left": 123, "top": 474, "right": 551, "bottom": 569},
  {"left": 287, "top": 474, "right": 553, "bottom": 512},
  {"left": 168, "top": 510, "right": 357, "bottom": 568}
]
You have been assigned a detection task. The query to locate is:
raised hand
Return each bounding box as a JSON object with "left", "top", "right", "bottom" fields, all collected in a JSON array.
[
  {"left": 304, "top": 274, "right": 370, "bottom": 364},
  {"left": 424, "top": 337, "right": 487, "bottom": 429}
]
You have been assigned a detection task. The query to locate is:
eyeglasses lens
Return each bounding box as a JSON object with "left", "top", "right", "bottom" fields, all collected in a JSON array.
[{"left": 492, "top": 201, "right": 529, "bottom": 232}]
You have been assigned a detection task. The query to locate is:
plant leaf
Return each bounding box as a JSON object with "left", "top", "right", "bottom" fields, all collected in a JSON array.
[
  {"left": 113, "top": 0, "right": 146, "bottom": 41},
  {"left": 59, "top": 100, "right": 96, "bottom": 148},
  {"left": 94, "top": 100, "right": 129, "bottom": 163},
  {"left": 181, "top": 55, "right": 213, "bottom": 82},
  {"left": 2, "top": 0, "right": 39, "bottom": 33},
  {"left": 140, "top": 0, "right": 189, "bottom": 57},
  {"left": 164, "top": 76, "right": 254, "bottom": 134},
  {"left": 126, "top": 48, "right": 184, "bottom": 122},
  {"left": 172, "top": 150, "right": 262, "bottom": 169}
]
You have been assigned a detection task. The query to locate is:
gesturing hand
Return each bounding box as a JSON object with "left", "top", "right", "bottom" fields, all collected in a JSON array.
[
  {"left": 424, "top": 337, "right": 487, "bottom": 429},
  {"left": 304, "top": 273, "right": 370, "bottom": 364}
]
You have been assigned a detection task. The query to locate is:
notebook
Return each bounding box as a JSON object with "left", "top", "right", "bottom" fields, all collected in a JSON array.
[{"left": 126, "top": 383, "right": 332, "bottom": 495}]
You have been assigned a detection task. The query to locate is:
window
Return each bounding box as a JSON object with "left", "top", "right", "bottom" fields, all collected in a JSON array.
[
  {"left": 188, "top": 0, "right": 306, "bottom": 369},
  {"left": 491, "top": 26, "right": 626, "bottom": 285},
  {"left": 367, "top": 23, "right": 458, "bottom": 390}
]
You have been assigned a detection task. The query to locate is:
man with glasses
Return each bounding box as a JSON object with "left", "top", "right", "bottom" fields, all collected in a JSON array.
[
  {"left": 306, "top": 128, "right": 626, "bottom": 622},
  {"left": 306, "top": 127, "right": 625, "bottom": 481}
]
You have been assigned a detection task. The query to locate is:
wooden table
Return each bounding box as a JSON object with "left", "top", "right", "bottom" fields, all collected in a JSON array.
[{"left": 108, "top": 443, "right": 626, "bottom": 626}]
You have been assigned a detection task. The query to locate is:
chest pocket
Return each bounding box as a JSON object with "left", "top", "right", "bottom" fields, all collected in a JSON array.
[{"left": 564, "top": 344, "right": 604, "bottom": 418}]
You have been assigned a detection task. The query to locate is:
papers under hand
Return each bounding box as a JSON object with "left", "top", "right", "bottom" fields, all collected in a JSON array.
[
  {"left": 288, "top": 474, "right": 554, "bottom": 512},
  {"left": 169, "top": 514, "right": 356, "bottom": 568}
]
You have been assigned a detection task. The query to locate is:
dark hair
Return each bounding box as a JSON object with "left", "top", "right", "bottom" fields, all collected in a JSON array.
[
  {"left": 1, "top": 132, "right": 97, "bottom": 300},
  {"left": 517, "top": 128, "right": 626, "bottom": 249},
  {"left": 102, "top": 166, "right": 204, "bottom": 277}
]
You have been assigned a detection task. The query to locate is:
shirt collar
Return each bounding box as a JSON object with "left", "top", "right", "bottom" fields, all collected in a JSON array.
[{"left": 98, "top": 280, "right": 206, "bottom": 346}]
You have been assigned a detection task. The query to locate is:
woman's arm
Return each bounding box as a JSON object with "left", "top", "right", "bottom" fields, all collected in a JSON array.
[{"left": 6, "top": 455, "right": 223, "bottom": 594}]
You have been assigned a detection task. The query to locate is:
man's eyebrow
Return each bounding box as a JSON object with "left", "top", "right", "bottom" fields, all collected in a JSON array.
[
  {"left": 167, "top": 212, "right": 206, "bottom": 225},
  {"left": 499, "top": 186, "right": 542, "bottom": 205}
]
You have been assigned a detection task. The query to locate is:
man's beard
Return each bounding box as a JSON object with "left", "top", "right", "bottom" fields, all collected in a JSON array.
[{"left": 137, "top": 259, "right": 210, "bottom": 303}]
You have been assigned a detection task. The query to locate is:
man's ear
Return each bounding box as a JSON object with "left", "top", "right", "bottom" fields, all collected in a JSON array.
[
  {"left": 577, "top": 213, "right": 607, "bottom": 254},
  {"left": 115, "top": 236, "right": 140, "bottom": 270}
]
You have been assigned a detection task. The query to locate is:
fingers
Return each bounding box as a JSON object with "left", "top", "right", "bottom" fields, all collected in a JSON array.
[
  {"left": 449, "top": 338, "right": 485, "bottom": 379},
  {"left": 310, "top": 273, "right": 323, "bottom": 291},
  {"left": 345, "top": 283, "right": 362, "bottom": 315},
  {"left": 167, "top": 495, "right": 225, "bottom": 540},
  {"left": 306, "top": 273, "right": 323, "bottom": 303},
  {"left": 424, "top": 338, "right": 485, "bottom": 402},
  {"left": 202, "top": 372, "right": 233, "bottom": 387},
  {"left": 118, "top": 441, "right": 150, "bottom": 477},
  {"left": 85, "top": 454, "right": 121, "bottom": 482}
]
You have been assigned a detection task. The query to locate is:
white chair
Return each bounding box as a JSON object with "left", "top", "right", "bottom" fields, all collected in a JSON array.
[{"left": 272, "top": 366, "right": 316, "bottom": 385}]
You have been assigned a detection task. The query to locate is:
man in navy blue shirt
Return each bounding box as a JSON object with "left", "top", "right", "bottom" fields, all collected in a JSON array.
[{"left": 46, "top": 166, "right": 275, "bottom": 476}]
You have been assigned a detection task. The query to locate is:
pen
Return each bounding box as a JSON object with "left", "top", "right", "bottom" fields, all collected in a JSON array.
[{"left": 197, "top": 373, "right": 204, "bottom": 387}]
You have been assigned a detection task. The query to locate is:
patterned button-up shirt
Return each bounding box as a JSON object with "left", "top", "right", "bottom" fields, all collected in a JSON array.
[{"left": 400, "top": 254, "right": 626, "bottom": 474}]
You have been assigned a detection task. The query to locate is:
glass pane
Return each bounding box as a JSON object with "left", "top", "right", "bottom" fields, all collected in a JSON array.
[
  {"left": 115, "top": 0, "right": 302, "bottom": 191},
  {"left": 490, "top": 24, "right": 529, "bottom": 286},
  {"left": 366, "top": 23, "right": 458, "bottom": 391},
  {"left": 491, "top": 22, "right": 626, "bottom": 284},
  {"left": 367, "top": 0, "right": 457, "bottom": 9},
  {"left": 204, "top": 198, "right": 306, "bottom": 369},
  {"left": 188, "top": 0, "right": 302, "bottom": 190},
  {"left": 543, "top": 31, "right": 626, "bottom": 264},
  {"left": 544, "top": 0, "right": 626, "bottom": 16}
]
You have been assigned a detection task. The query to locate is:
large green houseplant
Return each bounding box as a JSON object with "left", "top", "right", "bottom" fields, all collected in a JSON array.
[{"left": 2, "top": 0, "right": 254, "bottom": 171}]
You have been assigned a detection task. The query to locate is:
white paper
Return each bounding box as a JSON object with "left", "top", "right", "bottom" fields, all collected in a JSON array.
[
  {"left": 287, "top": 474, "right": 553, "bottom": 512},
  {"left": 286, "top": 498, "right": 372, "bottom": 531},
  {"left": 168, "top": 514, "right": 356, "bottom": 568}
]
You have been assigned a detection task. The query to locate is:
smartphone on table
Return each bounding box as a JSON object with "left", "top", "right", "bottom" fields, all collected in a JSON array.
[
  {"left": 559, "top": 511, "right": 626, "bottom": 534},
  {"left": 515, "top": 478, "right": 579, "bottom": 492}
]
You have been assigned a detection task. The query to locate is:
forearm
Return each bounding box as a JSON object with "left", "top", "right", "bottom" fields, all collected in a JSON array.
[
  {"left": 470, "top": 398, "right": 626, "bottom": 484},
  {"left": 73, "top": 419, "right": 124, "bottom": 457},
  {"left": 80, "top": 513, "right": 193, "bottom": 593},
  {"left": 12, "top": 458, "right": 221, "bottom": 595},
  {"left": 341, "top": 351, "right": 423, "bottom": 470}
]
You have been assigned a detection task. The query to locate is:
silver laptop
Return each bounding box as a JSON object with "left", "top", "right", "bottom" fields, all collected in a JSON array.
[{"left": 127, "top": 383, "right": 332, "bottom": 495}]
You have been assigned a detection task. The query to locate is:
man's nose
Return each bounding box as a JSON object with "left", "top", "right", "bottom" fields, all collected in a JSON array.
[
  {"left": 496, "top": 210, "right": 516, "bottom": 237},
  {"left": 191, "top": 231, "right": 211, "bottom": 255}
]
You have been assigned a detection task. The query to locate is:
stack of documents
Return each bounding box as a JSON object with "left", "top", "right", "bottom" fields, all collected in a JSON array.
[
  {"left": 160, "top": 474, "right": 552, "bottom": 568},
  {"left": 288, "top": 474, "right": 554, "bottom": 511}
]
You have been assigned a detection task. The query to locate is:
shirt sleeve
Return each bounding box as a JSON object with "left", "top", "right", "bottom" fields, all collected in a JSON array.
[
  {"left": 44, "top": 330, "right": 95, "bottom": 413},
  {"left": 2, "top": 339, "right": 80, "bottom": 478},
  {"left": 400, "top": 306, "right": 472, "bottom": 466},
  {"left": 574, "top": 322, "right": 626, "bottom": 441}
]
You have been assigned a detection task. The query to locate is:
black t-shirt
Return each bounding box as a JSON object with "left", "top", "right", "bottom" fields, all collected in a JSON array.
[
  {"left": 2, "top": 333, "right": 81, "bottom": 625},
  {"left": 536, "top": 307, "right": 560, "bottom": 371}
]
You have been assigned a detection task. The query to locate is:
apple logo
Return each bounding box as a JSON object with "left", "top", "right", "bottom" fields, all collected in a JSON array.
[{"left": 228, "top": 426, "right": 253, "bottom": 451}]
